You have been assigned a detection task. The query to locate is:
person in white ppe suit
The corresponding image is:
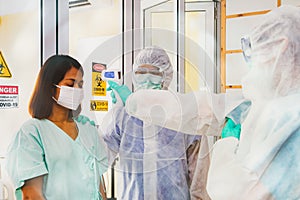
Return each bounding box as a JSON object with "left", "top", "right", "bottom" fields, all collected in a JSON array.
[
  {"left": 111, "top": 5, "right": 300, "bottom": 200},
  {"left": 101, "top": 46, "right": 201, "bottom": 200},
  {"left": 207, "top": 5, "right": 300, "bottom": 199}
]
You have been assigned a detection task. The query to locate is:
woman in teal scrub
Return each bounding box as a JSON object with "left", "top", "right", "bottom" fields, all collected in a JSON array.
[{"left": 5, "top": 55, "right": 108, "bottom": 200}]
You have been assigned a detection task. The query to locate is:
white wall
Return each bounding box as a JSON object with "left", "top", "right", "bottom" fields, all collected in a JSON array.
[
  {"left": 0, "top": 8, "right": 40, "bottom": 199},
  {"left": 0, "top": 11, "right": 40, "bottom": 160}
]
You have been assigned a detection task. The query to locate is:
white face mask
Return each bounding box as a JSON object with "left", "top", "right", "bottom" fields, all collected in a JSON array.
[{"left": 52, "top": 85, "right": 84, "bottom": 110}]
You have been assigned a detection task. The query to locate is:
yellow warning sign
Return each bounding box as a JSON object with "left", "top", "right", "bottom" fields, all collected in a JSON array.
[
  {"left": 0, "top": 51, "right": 12, "bottom": 78},
  {"left": 90, "top": 100, "right": 108, "bottom": 111},
  {"left": 92, "top": 63, "right": 106, "bottom": 96}
]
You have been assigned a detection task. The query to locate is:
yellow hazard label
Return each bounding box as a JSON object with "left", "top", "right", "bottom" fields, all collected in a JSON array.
[
  {"left": 90, "top": 100, "right": 108, "bottom": 111},
  {"left": 92, "top": 72, "right": 106, "bottom": 96},
  {"left": 92, "top": 63, "right": 106, "bottom": 96},
  {"left": 0, "top": 52, "right": 12, "bottom": 78}
]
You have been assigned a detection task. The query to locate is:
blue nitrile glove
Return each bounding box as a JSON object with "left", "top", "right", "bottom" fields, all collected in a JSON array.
[
  {"left": 221, "top": 118, "right": 241, "bottom": 139},
  {"left": 75, "top": 115, "right": 96, "bottom": 126},
  {"left": 107, "top": 80, "right": 132, "bottom": 105}
]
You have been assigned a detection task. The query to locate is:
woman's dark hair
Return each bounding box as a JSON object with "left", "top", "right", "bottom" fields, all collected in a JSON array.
[{"left": 29, "top": 55, "right": 84, "bottom": 119}]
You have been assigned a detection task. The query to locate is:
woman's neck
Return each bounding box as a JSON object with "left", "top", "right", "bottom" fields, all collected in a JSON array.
[{"left": 48, "top": 104, "right": 72, "bottom": 123}]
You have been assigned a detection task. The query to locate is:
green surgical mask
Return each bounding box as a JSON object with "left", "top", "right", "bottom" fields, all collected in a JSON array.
[
  {"left": 135, "top": 81, "right": 162, "bottom": 91},
  {"left": 133, "top": 73, "right": 163, "bottom": 91}
]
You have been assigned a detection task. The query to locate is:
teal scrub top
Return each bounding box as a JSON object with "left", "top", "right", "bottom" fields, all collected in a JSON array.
[{"left": 5, "top": 118, "right": 108, "bottom": 200}]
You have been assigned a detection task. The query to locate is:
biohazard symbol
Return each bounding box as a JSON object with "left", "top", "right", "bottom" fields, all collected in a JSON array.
[
  {"left": 0, "top": 51, "right": 12, "bottom": 78},
  {"left": 92, "top": 72, "right": 106, "bottom": 96},
  {"left": 95, "top": 74, "right": 103, "bottom": 87}
]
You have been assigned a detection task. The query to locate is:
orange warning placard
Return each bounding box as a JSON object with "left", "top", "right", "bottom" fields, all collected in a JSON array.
[{"left": 0, "top": 52, "right": 12, "bottom": 78}]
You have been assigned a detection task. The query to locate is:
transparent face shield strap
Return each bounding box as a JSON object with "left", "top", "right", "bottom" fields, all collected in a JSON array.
[{"left": 143, "top": 123, "right": 158, "bottom": 200}]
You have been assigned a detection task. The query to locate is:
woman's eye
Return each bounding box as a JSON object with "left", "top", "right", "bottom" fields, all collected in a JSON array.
[{"left": 78, "top": 82, "right": 84, "bottom": 88}]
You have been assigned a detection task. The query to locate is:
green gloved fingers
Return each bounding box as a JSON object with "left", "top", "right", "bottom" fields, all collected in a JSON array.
[
  {"left": 221, "top": 118, "right": 241, "bottom": 139},
  {"left": 89, "top": 120, "right": 96, "bottom": 126},
  {"left": 75, "top": 115, "right": 96, "bottom": 126},
  {"left": 107, "top": 80, "right": 132, "bottom": 105},
  {"left": 107, "top": 81, "right": 121, "bottom": 90},
  {"left": 109, "top": 90, "right": 117, "bottom": 104}
]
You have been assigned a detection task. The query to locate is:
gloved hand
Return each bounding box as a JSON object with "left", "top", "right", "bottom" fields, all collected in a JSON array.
[
  {"left": 221, "top": 118, "right": 241, "bottom": 139},
  {"left": 75, "top": 115, "right": 96, "bottom": 126},
  {"left": 107, "top": 80, "right": 132, "bottom": 105}
]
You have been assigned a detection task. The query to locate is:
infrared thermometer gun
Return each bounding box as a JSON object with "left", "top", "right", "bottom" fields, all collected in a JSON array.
[
  {"left": 101, "top": 70, "right": 122, "bottom": 85},
  {"left": 102, "top": 70, "right": 124, "bottom": 106}
]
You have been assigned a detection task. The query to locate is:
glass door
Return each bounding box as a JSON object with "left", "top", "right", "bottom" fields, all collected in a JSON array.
[
  {"left": 185, "top": 1, "right": 217, "bottom": 93},
  {"left": 142, "top": 0, "right": 219, "bottom": 93}
]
